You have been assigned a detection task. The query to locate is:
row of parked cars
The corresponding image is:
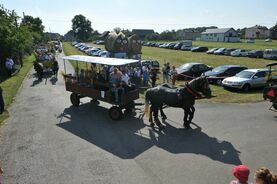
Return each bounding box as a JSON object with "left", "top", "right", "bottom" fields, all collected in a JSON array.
[
  {"left": 175, "top": 62, "right": 273, "bottom": 92},
  {"left": 71, "top": 42, "right": 109, "bottom": 57},
  {"left": 143, "top": 41, "right": 277, "bottom": 60}
]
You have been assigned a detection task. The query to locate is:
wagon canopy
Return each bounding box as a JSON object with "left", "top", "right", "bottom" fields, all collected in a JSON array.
[{"left": 62, "top": 55, "right": 139, "bottom": 66}]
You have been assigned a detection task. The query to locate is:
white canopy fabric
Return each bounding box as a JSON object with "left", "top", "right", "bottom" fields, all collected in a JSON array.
[{"left": 62, "top": 55, "right": 139, "bottom": 66}]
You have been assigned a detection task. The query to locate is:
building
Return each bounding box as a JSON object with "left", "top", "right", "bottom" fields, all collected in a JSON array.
[
  {"left": 245, "top": 25, "right": 270, "bottom": 39},
  {"left": 131, "top": 29, "right": 155, "bottom": 40},
  {"left": 177, "top": 29, "right": 201, "bottom": 40},
  {"left": 201, "top": 28, "right": 240, "bottom": 42}
]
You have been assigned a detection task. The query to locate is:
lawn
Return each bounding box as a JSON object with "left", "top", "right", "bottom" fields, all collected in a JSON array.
[
  {"left": 65, "top": 41, "right": 277, "bottom": 103},
  {"left": 0, "top": 54, "right": 35, "bottom": 126}
]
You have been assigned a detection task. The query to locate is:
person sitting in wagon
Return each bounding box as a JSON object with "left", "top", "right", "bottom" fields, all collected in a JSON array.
[{"left": 109, "top": 67, "right": 123, "bottom": 105}]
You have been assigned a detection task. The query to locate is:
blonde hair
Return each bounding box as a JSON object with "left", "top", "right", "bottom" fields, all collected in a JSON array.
[{"left": 255, "top": 167, "right": 277, "bottom": 184}]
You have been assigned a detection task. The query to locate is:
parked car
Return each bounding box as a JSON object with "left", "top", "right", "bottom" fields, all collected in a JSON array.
[
  {"left": 95, "top": 40, "right": 104, "bottom": 45},
  {"left": 222, "top": 69, "right": 269, "bottom": 92},
  {"left": 247, "top": 50, "right": 264, "bottom": 58},
  {"left": 71, "top": 41, "right": 78, "bottom": 46},
  {"left": 141, "top": 60, "right": 160, "bottom": 70},
  {"left": 167, "top": 43, "right": 177, "bottom": 49},
  {"left": 214, "top": 48, "right": 226, "bottom": 55},
  {"left": 87, "top": 48, "right": 101, "bottom": 56},
  {"left": 180, "top": 45, "right": 192, "bottom": 51},
  {"left": 224, "top": 48, "right": 237, "bottom": 56},
  {"left": 191, "top": 46, "right": 208, "bottom": 52},
  {"left": 99, "top": 51, "right": 110, "bottom": 57},
  {"left": 173, "top": 43, "right": 183, "bottom": 50},
  {"left": 264, "top": 49, "right": 277, "bottom": 60},
  {"left": 265, "top": 38, "right": 272, "bottom": 42},
  {"left": 176, "top": 62, "right": 212, "bottom": 80},
  {"left": 203, "top": 65, "right": 247, "bottom": 85},
  {"left": 230, "top": 49, "right": 248, "bottom": 57},
  {"left": 246, "top": 39, "right": 255, "bottom": 43},
  {"left": 91, "top": 49, "right": 103, "bottom": 56},
  {"left": 206, "top": 48, "right": 218, "bottom": 54}
]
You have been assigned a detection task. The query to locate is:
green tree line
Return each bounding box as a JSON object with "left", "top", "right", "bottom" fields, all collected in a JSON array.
[{"left": 0, "top": 4, "right": 45, "bottom": 78}]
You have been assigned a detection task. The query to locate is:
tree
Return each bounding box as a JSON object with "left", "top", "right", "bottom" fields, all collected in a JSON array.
[
  {"left": 270, "top": 23, "right": 277, "bottom": 39},
  {"left": 21, "top": 15, "right": 44, "bottom": 34},
  {"left": 72, "top": 14, "right": 92, "bottom": 42},
  {"left": 113, "top": 27, "right": 121, "bottom": 34}
]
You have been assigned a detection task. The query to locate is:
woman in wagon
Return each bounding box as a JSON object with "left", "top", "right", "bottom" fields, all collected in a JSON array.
[{"left": 109, "top": 67, "right": 123, "bottom": 105}]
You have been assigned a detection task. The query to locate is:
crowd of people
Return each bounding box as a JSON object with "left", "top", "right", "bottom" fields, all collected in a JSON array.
[
  {"left": 74, "top": 62, "right": 178, "bottom": 105},
  {"left": 230, "top": 165, "right": 277, "bottom": 184}
]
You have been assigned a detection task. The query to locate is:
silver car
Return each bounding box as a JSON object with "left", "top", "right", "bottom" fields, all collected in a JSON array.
[{"left": 222, "top": 69, "right": 269, "bottom": 92}]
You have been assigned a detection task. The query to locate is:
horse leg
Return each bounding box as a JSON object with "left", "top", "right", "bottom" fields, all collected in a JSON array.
[
  {"left": 149, "top": 106, "right": 154, "bottom": 127},
  {"left": 188, "top": 106, "right": 195, "bottom": 124},
  {"left": 153, "top": 107, "right": 164, "bottom": 130},
  {"left": 160, "top": 105, "right": 167, "bottom": 120},
  {"left": 183, "top": 108, "right": 191, "bottom": 129}
]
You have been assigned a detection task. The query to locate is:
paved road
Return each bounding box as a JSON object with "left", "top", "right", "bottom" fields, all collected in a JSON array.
[{"left": 0, "top": 52, "right": 277, "bottom": 184}]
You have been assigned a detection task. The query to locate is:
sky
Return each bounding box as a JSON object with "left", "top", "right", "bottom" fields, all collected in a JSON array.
[{"left": 1, "top": 0, "right": 277, "bottom": 35}]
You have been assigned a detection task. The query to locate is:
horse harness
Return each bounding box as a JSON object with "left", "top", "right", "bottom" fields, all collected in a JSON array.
[{"left": 184, "top": 84, "right": 203, "bottom": 99}]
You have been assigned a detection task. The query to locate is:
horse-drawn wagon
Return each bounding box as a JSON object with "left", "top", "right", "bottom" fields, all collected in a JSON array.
[
  {"left": 263, "top": 62, "right": 277, "bottom": 110},
  {"left": 62, "top": 55, "right": 140, "bottom": 120}
]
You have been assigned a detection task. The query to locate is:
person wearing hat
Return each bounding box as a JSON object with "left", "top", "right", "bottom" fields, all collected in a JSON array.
[{"left": 230, "top": 165, "right": 251, "bottom": 184}]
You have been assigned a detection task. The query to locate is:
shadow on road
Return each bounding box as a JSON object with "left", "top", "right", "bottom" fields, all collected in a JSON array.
[{"left": 57, "top": 102, "right": 241, "bottom": 165}]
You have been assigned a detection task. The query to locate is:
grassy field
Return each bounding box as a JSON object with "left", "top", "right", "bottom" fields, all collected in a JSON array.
[
  {"left": 65, "top": 41, "right": 277, "bottom": 103},
  {"left": 0, "top": 54, "right": 35, "bottom": 126}
]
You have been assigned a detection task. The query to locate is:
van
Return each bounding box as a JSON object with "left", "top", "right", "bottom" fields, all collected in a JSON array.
[{"left": 264, "top": 49, "right": 277, "bottom": 60}]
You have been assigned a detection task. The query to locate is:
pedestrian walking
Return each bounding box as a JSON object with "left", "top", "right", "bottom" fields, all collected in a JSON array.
[
  {"left": 0, "top": 86, "right": 4, "bottom": 114},
  {"left": 142, "top": 66, "right": 149, "bottom": 87},
  {"left": 150, "top": 69, "right": 157, "bottom": 87},
  {"left": 170, "top": 66, "right": 177, "bottom": 86}
]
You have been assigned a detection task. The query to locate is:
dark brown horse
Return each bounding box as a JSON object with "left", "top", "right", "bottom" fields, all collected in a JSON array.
[{"left": 144, "top": 76, "right": 211, "bottom": 130}]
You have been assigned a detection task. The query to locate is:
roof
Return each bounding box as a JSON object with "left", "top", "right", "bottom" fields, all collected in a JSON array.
[
  {"left": 202, "top": 28, "right": 234, "bottom": 34},
  {"left": 62, "top": 55, "right": 139, "bottom": 66},
  {"left": 132, "top": 29, "right": 154, "bottom": 36},
  {"left": 244, "top": 69, "right": 269, "bottom": 72},
  {"left": 248, "top": 25, "right": 268, "bottom": 30}
]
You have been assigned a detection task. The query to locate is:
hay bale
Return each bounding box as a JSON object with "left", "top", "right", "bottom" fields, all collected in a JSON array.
[
  {"left": 105, "top": 32, "right": 128, "bottom": 52},
  {"left": 127, "top": 34, "right": 142, "bottom": 54}
]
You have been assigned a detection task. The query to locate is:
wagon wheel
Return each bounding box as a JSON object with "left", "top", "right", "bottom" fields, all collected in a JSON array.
[
  {"left": 70, "top": 93, "right": 80, "bottom": 107},
  {"left": 108, "top": 106, "right": 123, "bottom": 120},
  {"left": 124, "top": 101, "right": 135, "bottom": 113}
]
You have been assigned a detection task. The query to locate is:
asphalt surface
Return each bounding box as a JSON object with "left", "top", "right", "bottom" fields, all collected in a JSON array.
[{"left": 0, "top": 52, "right": 277, "bottom": 184}]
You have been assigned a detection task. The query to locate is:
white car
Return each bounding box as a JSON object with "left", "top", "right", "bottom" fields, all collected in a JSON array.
[
  {"left": 222, "top": 69, "right": 269, "bottom": 92},
  {"left": 230, "top": 49, "right": 248, "bottom": 57},
  {"left": 264, "top": 49, "right": 277, "bottom": 60}
]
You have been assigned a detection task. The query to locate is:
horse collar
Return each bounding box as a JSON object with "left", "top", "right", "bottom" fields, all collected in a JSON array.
[{"left": 185, "top": 84, "right": 202, "bottom": 99}]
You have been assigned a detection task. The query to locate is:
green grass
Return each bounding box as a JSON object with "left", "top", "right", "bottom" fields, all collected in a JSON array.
[
  {"left": 0, "top": 54, "right": 35, "bottom": 126},
  {"left": 63, "top": 42, "right": 87, "bottom": 69},
  {"left": 65, "top": 41, "right": 277, "bottom": 103}
]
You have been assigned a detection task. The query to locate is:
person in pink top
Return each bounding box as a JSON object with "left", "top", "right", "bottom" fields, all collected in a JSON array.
[{"left": 230, "top": 165, "right": 251, "bottom": 184}]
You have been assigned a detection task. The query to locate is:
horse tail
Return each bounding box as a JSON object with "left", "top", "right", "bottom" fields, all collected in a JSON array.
[{"left": 144, "top": 89, "right": 151, "bottom": 118}]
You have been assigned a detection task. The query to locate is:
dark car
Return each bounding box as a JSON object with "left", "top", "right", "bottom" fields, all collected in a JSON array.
[
  {"left": 191, "top": 46, "right": 209, "bottom": 52},
  {"left": 176, "top": 63, "right": 212, "bottom": 80},
  {"left": 168, "top": 43, "right": 177, "bottom": 49},
  {"left": 173, "top": 43, "right": 183, "bottom": 50},
  {"left": 224, "top": 48, "right": 237, "bottom": 56},
  {"left": 203, "top": 65, "right": 247, "bottom": 85},
  {"left": 247, "top": 50, "right": 264, "bottom": 58},
  {"left": 141, "top": 60, "right": 160, "bottom": 71}
]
